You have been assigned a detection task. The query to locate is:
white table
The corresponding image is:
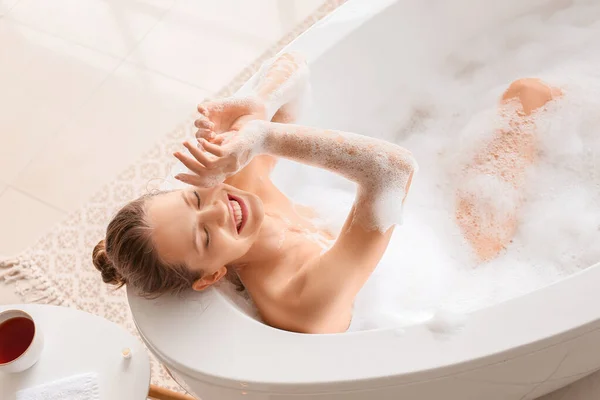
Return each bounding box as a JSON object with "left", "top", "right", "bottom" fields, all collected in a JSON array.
[{"left": 0, "top": 304, "right": 150, "bottom": 400}]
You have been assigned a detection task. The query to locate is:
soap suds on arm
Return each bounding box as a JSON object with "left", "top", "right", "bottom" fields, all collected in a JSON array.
[{"left": 249, "top": 121, "right": 418, "bottom": 231}]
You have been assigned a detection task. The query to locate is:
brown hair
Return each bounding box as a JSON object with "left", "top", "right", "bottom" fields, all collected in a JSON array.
[{"left": 92, "top": 192, "right": 202, "bottom": 298}]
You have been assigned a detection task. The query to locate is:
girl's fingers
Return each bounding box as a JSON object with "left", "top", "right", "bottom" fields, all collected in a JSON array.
[
  {"left": 197, "top": 104, "right": 210, "bottom": 116},
  {"left": 175, "top": 173, "right": 213, "bottom": 187},
  {"left": 173, "top": 151, "right": 209, "bottom": 175},
  {"left": 194, "top": 117, "right": 214, "bottom": 130},
  {"left": 183, "top": 141, "right": 220, "bottom": 169},
  {"left": 211, "top": 135, "right": 225, "bottom": 145},
  {"left": 195, "top": 128, "right": 215, "bottom": 140},
  {"left": 174, "top": 173, "right": 200, "bottom": 185},
  {"left": 198, "top": 138, "right": 224, "bottom": 156}
]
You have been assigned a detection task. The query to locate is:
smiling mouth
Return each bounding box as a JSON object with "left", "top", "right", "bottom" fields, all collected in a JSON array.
[{"left": 227, "top": 194, "right": 248, "bottom": 233}]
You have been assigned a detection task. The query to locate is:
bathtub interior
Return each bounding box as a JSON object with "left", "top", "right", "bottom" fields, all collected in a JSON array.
[
  {"left": 144, "top": 0, "right": 600, "bottom": 338},
  {"left": 126, "top": 0, "right": 600, "bottom": 393},
  {"left": 213, "top": 0, "right": 600, "bottom": 330}
]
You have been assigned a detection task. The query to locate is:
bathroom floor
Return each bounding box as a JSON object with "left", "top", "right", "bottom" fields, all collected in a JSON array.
[{"left": 0, "top": 0, "right": 323, "bottom": 304}]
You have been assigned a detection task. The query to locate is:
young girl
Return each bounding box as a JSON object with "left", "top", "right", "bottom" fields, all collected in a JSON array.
[{"left": 93, "top": 53, "right": 561, "bottom": 333}]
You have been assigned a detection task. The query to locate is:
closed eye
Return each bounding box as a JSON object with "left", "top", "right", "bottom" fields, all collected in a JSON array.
[
  {"left": 193, "top": 191, "right": 201, "bottom": 208},
  {"left": 204, "top": 226, "right": 210, "bottom": 248}
]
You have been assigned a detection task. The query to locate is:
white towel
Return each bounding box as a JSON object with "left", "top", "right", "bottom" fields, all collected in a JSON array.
[{"left": 16, "top": 373, "right": 100, "bottom": 400}]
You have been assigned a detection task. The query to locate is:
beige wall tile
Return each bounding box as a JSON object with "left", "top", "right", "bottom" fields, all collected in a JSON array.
[
  {"left": 170, "top": 0, "right": 325, "bottom": 44},
  {"left": 0, "top": 188, "right": 65, "bottom": 256},
  {"left": 14, "top": 62, "right": 209, "bottom": 212},
  {"left": 0, "top": 0, "right": 19, "bottom": 15},
  {"left": 126, "top": 0, "right": 324, "bottom": 92},
  {"left": 0, "top": 20, "right": 120, "bottom": 183},
  {"left": 126, "top": 7, "right": 270, "bottom": 92},
  {"left": 8, "top": 0, "right": 176, "bottom": 57}
]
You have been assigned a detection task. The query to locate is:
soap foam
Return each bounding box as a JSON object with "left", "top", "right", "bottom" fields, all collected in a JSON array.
[
  {"left": 261, "top": 122, "right": 417, "bottom": 232},
  {"left": 272, "top": 0, "right": 600, "bottom": 331},
  {"left": 160, "top": 0, "right": 600, "bottom": 333}
]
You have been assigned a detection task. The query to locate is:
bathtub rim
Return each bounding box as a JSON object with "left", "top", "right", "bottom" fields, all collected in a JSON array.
[{"left": 129, "top": 258, "right": 600, "bottom": 392}]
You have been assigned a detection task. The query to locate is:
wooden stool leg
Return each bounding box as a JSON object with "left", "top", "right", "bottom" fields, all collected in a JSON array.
[{"left": 148, "top": 384, "right": 196, "bottom": 400}]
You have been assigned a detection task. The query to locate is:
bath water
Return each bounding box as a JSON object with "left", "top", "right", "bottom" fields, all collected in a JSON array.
[
  {"left": 165, "top": 0, "right": 600, "bottom": 332},
  {"left": 272, "top": 0, "right": 600, "bottom": 331}
]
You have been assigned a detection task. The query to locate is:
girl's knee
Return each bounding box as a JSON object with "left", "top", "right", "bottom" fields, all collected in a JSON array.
[{"left": 501, "top": 78, "right": 562, "bottom": 115}]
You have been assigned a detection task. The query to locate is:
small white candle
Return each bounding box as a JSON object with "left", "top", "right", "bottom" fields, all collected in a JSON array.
[{"left": 121, "top": 348, "right": 132, "bottom": 359}]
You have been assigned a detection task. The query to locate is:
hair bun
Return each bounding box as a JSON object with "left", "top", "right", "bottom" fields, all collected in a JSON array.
[{"left": 92, "top": 240, "right": 124, "bottom": 286}]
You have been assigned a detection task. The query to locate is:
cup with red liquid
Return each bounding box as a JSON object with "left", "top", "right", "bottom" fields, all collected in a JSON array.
[{"left": 0, "top": 309, "right": 44, "bottom": 373}]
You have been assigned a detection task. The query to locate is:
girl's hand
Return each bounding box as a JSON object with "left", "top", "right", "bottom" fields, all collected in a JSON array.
[
  {"left": 174, "top": 121, "right": 266, "bottom": 187},
  {"left": 194, "top": 97, "right": 267, "bottom": 144}
]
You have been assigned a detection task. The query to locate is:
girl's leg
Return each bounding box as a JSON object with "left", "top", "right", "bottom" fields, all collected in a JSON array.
[
  {"left": 254, "top": 52, "right": 308, "bottom": 122},
  {"left": 456, "top": 78, "right": 562, "bottom": 261}
]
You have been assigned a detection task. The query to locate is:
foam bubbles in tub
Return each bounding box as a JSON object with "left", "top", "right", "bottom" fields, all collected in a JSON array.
[
  {"left": 272, "top": 0, "right": 600, "bottom": 331},
  {"left": 426, "top": 309, "right": 468, "bottom": 337},
  {"left": 160, "top": 0, "right": 600, "bottom": 333}
]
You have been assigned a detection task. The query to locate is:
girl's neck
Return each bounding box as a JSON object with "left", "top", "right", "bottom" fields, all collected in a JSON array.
[{"left": 233, "top": 213, "right": 290, "bottom": 269}]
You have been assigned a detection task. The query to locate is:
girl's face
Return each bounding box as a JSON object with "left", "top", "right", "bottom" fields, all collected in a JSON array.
[{"left": 145, "top": 183, "right": 264, "bottom": 289}]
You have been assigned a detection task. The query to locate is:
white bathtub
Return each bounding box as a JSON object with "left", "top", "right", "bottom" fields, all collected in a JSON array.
[{"left": 128, "top": 0, "right": 600, "bottom": 398}]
